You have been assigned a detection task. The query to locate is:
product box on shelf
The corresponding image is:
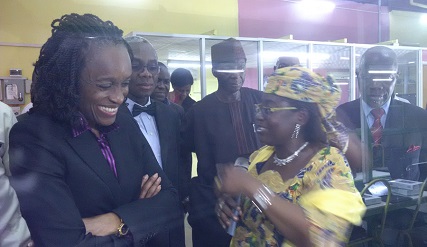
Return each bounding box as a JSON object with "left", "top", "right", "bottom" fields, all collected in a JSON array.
[
  {"left": 391, "top": 187, "right": 420, "bottom": 196},
  {"left": 362, "top": 194, "right": 382, "bottom": 206},
  {"left": 389, "top": 179, "right": 422, "bottom": 191}
]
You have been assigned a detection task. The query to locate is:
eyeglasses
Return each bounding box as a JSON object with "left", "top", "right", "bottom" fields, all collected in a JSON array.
[
  {"left": 254, "top": 104, "right": 297, "bottom": 116},
  {"left": 131, "top": 61, "right": 160, "bottom": 75}
]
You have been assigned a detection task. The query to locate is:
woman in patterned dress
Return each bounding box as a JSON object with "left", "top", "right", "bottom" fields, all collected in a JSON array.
[{"left": 215, "top": 66, "right": 366, "bottom": 247}]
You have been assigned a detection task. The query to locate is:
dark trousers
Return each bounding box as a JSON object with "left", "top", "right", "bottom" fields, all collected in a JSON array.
[
  {"left": 147, "top": 213, "right": 186, "bottom": 247},
  {"left": 188, "top": 177, "right": 231, "bottom": 247},
  {"left": 191, "top": 215, "right": 231, "bottom": 247}
]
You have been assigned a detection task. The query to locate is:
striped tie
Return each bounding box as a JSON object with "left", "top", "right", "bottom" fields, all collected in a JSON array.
[{"left": 370, "top": 108, "right": 385, "bottom": 145}]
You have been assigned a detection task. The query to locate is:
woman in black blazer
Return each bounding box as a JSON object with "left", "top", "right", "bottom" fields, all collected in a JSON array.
[{"left": 9, "top": 13, "right": 182, "bottom": 246}]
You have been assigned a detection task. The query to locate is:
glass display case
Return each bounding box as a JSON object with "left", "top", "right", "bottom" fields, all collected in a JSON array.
[{"left": 127, "top": 31, "right": 425, "bottom": 183}]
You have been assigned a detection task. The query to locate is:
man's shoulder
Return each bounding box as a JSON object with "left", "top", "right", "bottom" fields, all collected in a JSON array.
[
  {"left": 240, "top": 88, "right": 263, "bottom": 104},
  {"left": 192, "top": 93, "right": 217, "bottom": 109},
  {"left": 392, "top": 100, "right": 427, "bottom": 119},
  {"left": 169, "top": 102, "right": 185, "bottom": 116},
  {"left": 241, "top": 87, "right": 261, "bottom": 93},
  {"left": 183, "top": 96, "right": 197, "bottom": 105},
  {"left": 337, "top": 99, "right": 360, "bottom": 112},
  {"left": 155, "top": 100, "right": 180, "bottom": 117}
]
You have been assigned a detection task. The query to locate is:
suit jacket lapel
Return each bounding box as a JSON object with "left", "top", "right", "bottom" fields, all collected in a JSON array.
[
  {"left": 107, "top": 127, "right": 141, "bottom": 204},
  {"left": 66, "top": 131, "right": 122, "bottom": 203},
  {"left": 385, "top": 100, "right": 404, "bottom": 129},
  {"left": 154, "top": 104, "right": 171, "bottom": 174}
]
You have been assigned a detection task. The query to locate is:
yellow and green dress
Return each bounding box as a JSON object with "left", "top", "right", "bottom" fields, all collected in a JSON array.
[{"left": 230, "top": 145, "right": 366, "bottom": 247}]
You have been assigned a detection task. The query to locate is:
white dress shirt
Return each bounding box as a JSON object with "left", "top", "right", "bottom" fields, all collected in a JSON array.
[
  {"left": 362, "top": 97, "right": 392, "bottom": 128},
  {"left": 126, "top": 98, "right": 163, "bottom": 168}
]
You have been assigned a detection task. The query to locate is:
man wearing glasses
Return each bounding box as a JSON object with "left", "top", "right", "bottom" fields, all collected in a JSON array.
[
  {"left": 125, "top": 36, "right": 186, "bottom": 247},
  {"left": 336, "top": 46, "right": 427, "bottom": 181},
  {"left": 182, "top": 38, "right": 263, "bottom": 247}
]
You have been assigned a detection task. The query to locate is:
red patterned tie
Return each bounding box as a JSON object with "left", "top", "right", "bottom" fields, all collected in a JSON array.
[{"left": 370, "top": 108, "right": 385, "bottom": 145}]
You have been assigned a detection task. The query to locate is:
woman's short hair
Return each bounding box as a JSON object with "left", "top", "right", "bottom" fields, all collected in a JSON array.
[
  {"left": 170, "top": 68, "right": 194, "bottom": 88},
  {"left": 32, "top": 13, "right": 132, "bottom": 125}
]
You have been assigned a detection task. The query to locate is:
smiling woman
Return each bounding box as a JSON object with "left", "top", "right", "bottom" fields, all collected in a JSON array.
[
  {"left": 8, "top": 13, "right": 182, "bottom": 247},
  {"left": 215, "top": 66, "right": 366, "bottom": 246},
  {"left": 78, "top": 44, "right": 131, "bottom": 129}
]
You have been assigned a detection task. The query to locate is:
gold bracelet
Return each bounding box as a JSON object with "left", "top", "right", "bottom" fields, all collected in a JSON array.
[{"left": 252, "top": 184, "right": 275, "bottom": 212}]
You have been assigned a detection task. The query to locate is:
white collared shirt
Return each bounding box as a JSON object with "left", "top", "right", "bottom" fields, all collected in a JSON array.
[
  {"left": 126, "top": 98, "right": 163, "bottom": 168},
  {"left": 361, "top": 97, "right": 391, "bottom": 128}
]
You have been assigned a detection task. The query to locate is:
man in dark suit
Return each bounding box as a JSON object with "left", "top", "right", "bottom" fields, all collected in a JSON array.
[
  {"left": 124, "top": 36, "right": 188, "bottom": 247},
  {"left": 336, "top": 46, "right": 427, "bottom": 180},
  {"left": 182, "top": 38, "right": 263, "bottom": 247},
  {"left": 152, "top": 62, "right": 185, "bottom": 119}
]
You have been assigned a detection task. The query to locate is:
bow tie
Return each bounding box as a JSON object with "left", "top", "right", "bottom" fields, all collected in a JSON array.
[{"left": 132, "top": 102, "right": 156, "bottom": 117}]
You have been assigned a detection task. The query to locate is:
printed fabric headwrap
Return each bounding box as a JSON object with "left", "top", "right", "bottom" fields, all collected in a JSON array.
[{"left": 264, "top": 66, "right": 349, "bottom": 153}]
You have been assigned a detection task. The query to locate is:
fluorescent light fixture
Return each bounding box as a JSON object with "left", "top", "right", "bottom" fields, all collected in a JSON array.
[
  {"left": 368, "top": 70, "right": 397, "bottom": 74},
  {"left": 340, "top": 57, "right": 350, "bottom": 60},
  {"left": 299, "top": 0, "right": 335, "bottom": 13},
  {"left": 372, "top": 78, "right": 393, "bottom": 82},
  {"left": 408, "top": 61, "right": 415, "bottom": 64},
  {"left": 167, "top": 59, "right": 212, "bottom": 69},
  {"left": 213, "top": 69, "right": 245, "bottom": 73},
  {"left": 334, "top": 82, "right": 349, "bottom": 85}
]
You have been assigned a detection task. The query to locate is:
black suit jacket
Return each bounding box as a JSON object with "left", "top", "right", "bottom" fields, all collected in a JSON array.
[
  {"left": 125, "top": 101, "right": 189, "bottom": 247},
  {"left": 127, "top": 100, "right": 190, "bottom": 202},
  {"left": 9, "top": 108, "right": 183, "bottom": 247},
  {"left": 336, "top": 98, "right": 427, "bottom": 180}
]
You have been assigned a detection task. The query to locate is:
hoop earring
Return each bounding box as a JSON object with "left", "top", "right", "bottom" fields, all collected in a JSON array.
[{"left": 291, "top": 124, "right": 300, "bottom": 139}]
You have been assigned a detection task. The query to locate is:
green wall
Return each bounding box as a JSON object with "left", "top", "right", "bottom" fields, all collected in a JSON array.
[{"left": 0, "top": 0, "right": 239, "bottom": 105}]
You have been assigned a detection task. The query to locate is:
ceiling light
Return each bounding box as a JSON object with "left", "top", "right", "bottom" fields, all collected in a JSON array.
[
  {"left": 299, "top": 0, "right": 335, "bottom": 13},
  {"left": 372, "top": 78, "right": 393, "bottom": 82},
  {"left": 167, "top": 60, "right": 212, "bottom": 69},
  {"left": 368, "top": 70, "right": 397, "bottom": 74},
  {"left": 213, "top": 69, "right": 245, "bottom": 73}
]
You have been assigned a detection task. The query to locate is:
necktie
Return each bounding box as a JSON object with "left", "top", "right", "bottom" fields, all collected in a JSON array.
[
  {"left": 370, "top": 108, "right": 385, "bottom": 145},
  {"left": 132, "top": 102, "right": 156, "bottom": 117}
]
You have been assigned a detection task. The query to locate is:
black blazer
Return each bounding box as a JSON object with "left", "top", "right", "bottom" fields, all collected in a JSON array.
[
  {"left": 127, "top": 100, "right": 190, "bottom": 202},
  {"left": 9, "top": 108, "right": 183, "bottom": 247},
  {"left": 336, "top": 98, "right": 427, "bottom": 180},
  {"left": 125, "top": 101, "right": 189, "bottom": 247},
  {"left": 155, "top": 101, "right": 190, "bottom": 201}
]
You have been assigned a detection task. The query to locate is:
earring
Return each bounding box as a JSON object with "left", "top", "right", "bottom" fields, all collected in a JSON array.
[{"left": 291, "top": 124, "right": 300, "bottom": 139}]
